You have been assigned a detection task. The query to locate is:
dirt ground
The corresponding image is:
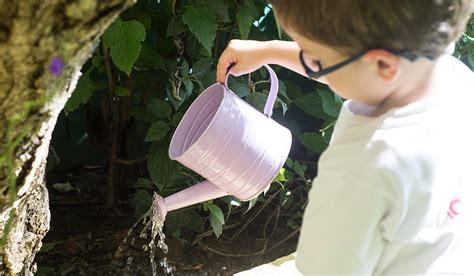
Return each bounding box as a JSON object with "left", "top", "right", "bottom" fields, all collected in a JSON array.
[{"left": 36, "top": 168, "right": 299, "bottom": 275}]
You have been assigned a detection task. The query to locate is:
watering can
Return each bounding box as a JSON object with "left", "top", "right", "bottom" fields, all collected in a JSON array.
[{"left": 154, "top": 65, "right": 292, "bottom": 218}]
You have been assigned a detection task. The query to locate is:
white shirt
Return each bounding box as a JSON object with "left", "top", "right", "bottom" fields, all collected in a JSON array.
[{"left": 296, "top": 56, "right": 474, "bottom": 275}]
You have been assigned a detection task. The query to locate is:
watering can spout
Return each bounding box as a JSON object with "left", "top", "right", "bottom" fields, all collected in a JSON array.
[{"left": 154, "top": 180, "right": 228, "bottom": 218}]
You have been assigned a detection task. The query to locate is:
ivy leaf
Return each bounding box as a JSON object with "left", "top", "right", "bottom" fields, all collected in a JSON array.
[
  {"left": 145, "top": 121, "right": 170, "bottom": 142},
  {"left": 103, "top": 20, "right": 146, "bottom": 75},
  {"left": 182, "top": 6, "right": 218, "bottom": 54},
  {"left": 293, "top": 92, "right": 327, "bottom": 119},
  {"left": 64, "top": 68, "right": 95, "bottom": 113},
  {"left": 147, "top": 143, "right": 176, "bottom": 190},
  {"left": 148, "top": 98, "right": 172, "bottom": 121},
  {"left": 114, "top": 86, "right": 130, "bottom": 97},
  {"left": 299, "top": 132, "right": 328, "bottom": 155},
  {"left": 236, "top": 0, "right": 259, "bottom": 39}
]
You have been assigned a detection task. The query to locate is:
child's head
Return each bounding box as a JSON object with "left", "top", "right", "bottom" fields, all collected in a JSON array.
[{"left": 268, "top": 0, "right": 473, "bottom": 107}]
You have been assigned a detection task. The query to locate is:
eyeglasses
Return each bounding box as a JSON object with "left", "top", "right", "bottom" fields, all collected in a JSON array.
[{"left": 299, "top": 48, "right": 421, "bottom": 79}]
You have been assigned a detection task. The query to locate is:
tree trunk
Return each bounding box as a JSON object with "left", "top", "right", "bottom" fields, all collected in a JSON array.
[{"left": 0, "top": 0, "right": 134, "bottom": 274}]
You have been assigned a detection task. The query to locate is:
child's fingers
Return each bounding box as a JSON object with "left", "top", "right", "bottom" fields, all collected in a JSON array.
[{"left": 216, "top": 50, "right": 235, "bottom": 83}]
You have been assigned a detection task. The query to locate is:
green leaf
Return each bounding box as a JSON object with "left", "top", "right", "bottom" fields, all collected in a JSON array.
[
  {"left": 147, "top": 143, "right": 176, "bottom": 190},
  {"left": 182, "top": 6, "right": 218, "bottom": 54},
  {"left": 133, "top": 178, "right": 155, "bottom": 190},
  {"left": 171, "top": 112, "right": 184, "bottom": 127},
  {"left": 285, "top": 158, "right": 294, "bottom": 169},
  {"left": 205, "top": 203, "right": 225, "bottom": 224},
  {"left": 114, "top": 86, "right": 130, "bottom": 97},
  {"left": 103, "top": 20, "right": 146, "bottom": 45},
  {"left": 166, "top": 17, "right": 188, "bottom": 37},
  {"left": 129, "top": 105, "right": 155, "bottom": 123},
  {"left": 293, "top": 161, "right": 307, "bottom": 178},
  {"left": 284, "top": 80, "right": 303, "bottom": 98},
  {"left": 40, "top": 242, "right": 58, "bottom": 253},
  {"left": 148, "top": 98, "right": 172, "bottom": 121},
  {"left": 134, "top": 189, "right": 152, "bottom": 219},
  {"left": 278, "top": 80, "right": 290, "bottom": 102},
  {"left": 103, "top": 20, "right": 146, "bottom": 75},
  {"left": 145, "top": 121, "right": 170, "bottom": 142},
  {"left": 273, "top": 167, "right": 287, "bottom": 182},
  {"left": 190, "top": 0, "right": 230, "bottom": 22},
  {"left": 187, "top": 210, "right": 204, "bottom": 232},
  {"left": 165, "top": 209, "right": 192, "bottom": 233},
  {"left": 293, "top": 92, "right": 327, "bottom": 119},
  {"left": 182, "top": 79, "right": 194, "bottom": 97},
  {"left": 136, "top": 43, "right": 166, "bottom": 70},
  {"left": 299, "top": 132, "right": 328, "bottom": 155},
  {"left": 180, "top": 60, "right": 190, "bottom": 77},
  {"left": 247, "top": 197, "right": 259, "bottom": 212},
  {"left": 134, "top": 11, "right": 152, "bottom": 29},
  {"left": 236, "top": 0, "right": 259, "bottom": 39},
  {"left": 192, "top": 58, "right": 213, "bottom": 79},
  {"left": 228, "top": 78, "right": 250, "bottom": 97},
  {"left": 64, "top": 68, "right": 95, "bottom": 113},
  {"left": 246, "top": 92, "right": 268, "bottom": 112},
  {"left": 199, "top": 69, "right": 217, "bottom": 91},
  {"left": 319, "top": 89, "right": 342, "bottom": 118},
  {"left": 209, "top": 214, "right": 223, "bottom": 238}
]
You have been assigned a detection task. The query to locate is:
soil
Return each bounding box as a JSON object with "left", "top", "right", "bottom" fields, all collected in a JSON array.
[{"left": 36, "top": 167, "right": 299, "bottom": 275}]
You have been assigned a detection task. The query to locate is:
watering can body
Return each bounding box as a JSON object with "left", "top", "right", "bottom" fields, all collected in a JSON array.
[{"left": 155, "top": 65, "right": 292, "bottom": 218}]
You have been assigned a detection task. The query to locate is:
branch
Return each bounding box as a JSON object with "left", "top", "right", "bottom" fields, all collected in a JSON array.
[{"left": 112, "top": 154, "right": 149, "bottom": 165}]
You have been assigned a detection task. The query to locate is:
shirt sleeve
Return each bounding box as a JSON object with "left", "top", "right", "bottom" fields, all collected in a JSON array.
[{"left": 295, "top": 151, "right": 392, "bottom": 275}]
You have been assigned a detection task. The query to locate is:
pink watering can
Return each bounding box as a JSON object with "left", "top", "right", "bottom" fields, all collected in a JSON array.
[{"left": 154, "top": 65, "right": 292, "bottom": 218}]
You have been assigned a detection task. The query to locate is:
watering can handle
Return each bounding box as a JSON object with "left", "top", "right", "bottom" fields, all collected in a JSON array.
[{"left": 224, "top": 64, "right": 279, "bottom": 117}]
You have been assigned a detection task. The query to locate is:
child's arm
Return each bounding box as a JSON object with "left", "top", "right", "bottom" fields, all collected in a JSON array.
[{"left": 216, "top": 39, "right": 327, "bottom": 84}]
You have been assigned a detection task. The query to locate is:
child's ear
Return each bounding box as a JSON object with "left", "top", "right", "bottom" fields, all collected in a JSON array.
[{"left": 362, "top": 49, "right": 401, "bottom": 81}]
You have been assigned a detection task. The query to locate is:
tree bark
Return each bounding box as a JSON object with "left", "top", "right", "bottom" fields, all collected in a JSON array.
[{"left": 0, "top": 0, "right": 134, "bottom": 274}]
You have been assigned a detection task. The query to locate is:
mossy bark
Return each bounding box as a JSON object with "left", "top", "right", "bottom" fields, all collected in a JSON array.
[{"left": 0, "top": 0, "right": 134, "bottom": 274}]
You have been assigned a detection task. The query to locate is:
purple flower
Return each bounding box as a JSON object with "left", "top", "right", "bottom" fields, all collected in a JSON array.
[{"left": 49, "top": 57, "right": 64, "bottom": 76}]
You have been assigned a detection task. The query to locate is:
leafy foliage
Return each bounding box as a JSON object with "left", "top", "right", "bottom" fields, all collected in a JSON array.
[
  {"left": 182, "top": 6, "right": 218, "bottom": 54},
  {"left": 52, "top": 1, "right": 474, "bottom": 242},
  {"left": 102, "top": 19, "right": 146, "bottom": 75}
]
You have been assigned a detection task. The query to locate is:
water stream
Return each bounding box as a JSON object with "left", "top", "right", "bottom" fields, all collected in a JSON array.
[{"left": 115, "top": 193, "right": 175, "bottom": 275}]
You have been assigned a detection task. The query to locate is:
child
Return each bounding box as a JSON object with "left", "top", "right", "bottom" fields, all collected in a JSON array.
[{"left": 217, "top": 0, "right": 474, "bottom": 274}]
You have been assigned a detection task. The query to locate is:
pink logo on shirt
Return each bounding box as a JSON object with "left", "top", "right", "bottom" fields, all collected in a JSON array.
[{"left": 447, "top": 198, "right": 462, "bottom": 219}]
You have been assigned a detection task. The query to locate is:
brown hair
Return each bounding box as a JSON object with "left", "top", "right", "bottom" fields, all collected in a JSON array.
[{"left": 268, "top": 0, "right": 474, "bottom": 58}]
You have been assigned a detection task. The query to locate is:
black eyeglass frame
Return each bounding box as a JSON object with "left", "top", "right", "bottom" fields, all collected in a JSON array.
[{"left": 299, "top": 48, "right": 422, "bottom": 79}]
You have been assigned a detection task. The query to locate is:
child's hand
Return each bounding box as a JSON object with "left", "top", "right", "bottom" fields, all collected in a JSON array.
[{"left": 216, "top": 39, "right": 271, "bottom": 84}]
